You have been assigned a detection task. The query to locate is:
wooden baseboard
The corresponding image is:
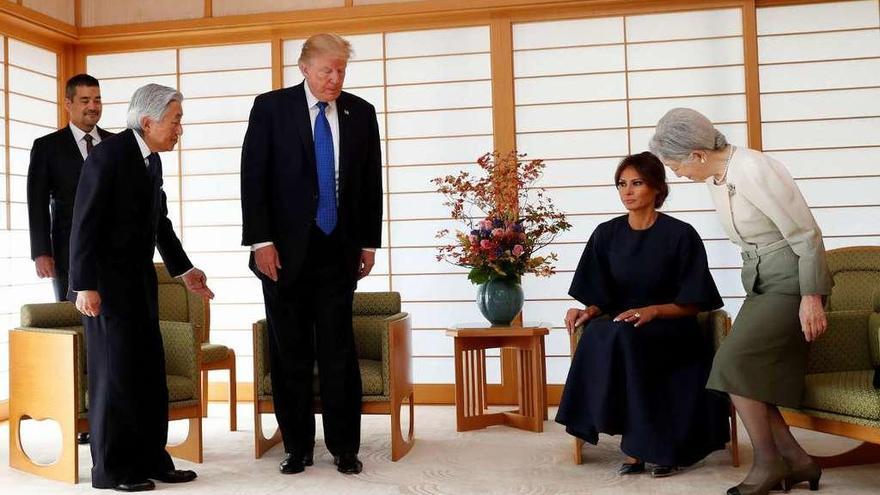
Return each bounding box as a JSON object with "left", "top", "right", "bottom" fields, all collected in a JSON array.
[
  {"left": 207, "top": 382, "right": 564, "bottom": 406},
  {"left": 0, "top": 400, "right": 8, "bottom": 422}
]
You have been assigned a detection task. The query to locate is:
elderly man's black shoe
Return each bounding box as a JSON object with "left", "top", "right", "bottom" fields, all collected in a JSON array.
[
  {"left": 280, "top": 453, "right": 308, "bottom": 474},
  {"left": 112, "top": 479, "right": 155, "bottom": 492},
  {"left": 77, "top": 432, "right": 90, "bottom": 444},
  {"left": 333, "top": 453, "right": 363, "bottom": 474},
  {"left": 149, "top": 469, "right": 197, "bottom": 483}
]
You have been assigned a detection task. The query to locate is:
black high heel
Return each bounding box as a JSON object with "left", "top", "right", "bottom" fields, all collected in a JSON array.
[
  {"left": 726, "top": 457, "right": 791, "bottom": 495},
  {"left": 786, "top": 461, "right": 822, "bottom": 491}
]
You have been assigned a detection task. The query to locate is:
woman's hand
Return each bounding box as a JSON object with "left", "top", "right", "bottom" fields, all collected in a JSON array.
[
  {"left": 565, "top": 306, "right": 597, "bottom": 335},
  {"left": 614, "top": 306, "right": 659, "bottom": 328},
  {"left": 799, "top": 294, "right": 827, "bottom": 342}
]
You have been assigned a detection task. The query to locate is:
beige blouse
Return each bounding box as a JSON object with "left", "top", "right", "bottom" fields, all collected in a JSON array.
[{"left": 707, "top": 146, "right": 833, "bottom": 295}]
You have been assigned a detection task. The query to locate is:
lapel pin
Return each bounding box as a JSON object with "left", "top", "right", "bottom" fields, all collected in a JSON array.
[{"left": 343, "top": 109, "right": 350, "bottom": 116}]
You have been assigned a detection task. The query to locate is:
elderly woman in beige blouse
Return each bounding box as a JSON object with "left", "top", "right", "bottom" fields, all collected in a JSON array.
[{"left": 649, "top": 108, "right": 833, "bottom": 495}]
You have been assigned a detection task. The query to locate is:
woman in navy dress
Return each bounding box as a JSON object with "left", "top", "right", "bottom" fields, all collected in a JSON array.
[{"left": 555, "top": 152, "right": 729, "bottom": 477}]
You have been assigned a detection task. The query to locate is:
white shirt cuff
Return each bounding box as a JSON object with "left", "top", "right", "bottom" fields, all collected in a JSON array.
[
  {"left": 252, "top": 241, "right": 274, "bottom": 251},
  {"left": 362, "top": 248, "right": 376, "bottom": 253}
]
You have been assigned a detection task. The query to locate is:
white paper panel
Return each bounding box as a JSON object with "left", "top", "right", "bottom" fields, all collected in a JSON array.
[
  {"left": 759, "top": 59, "right": 880, "bottom": 93},
  {"left": 535, "top": 158, "right": 621, "bottom": 188},
  {"left": 180, "top": 69, "right": 271, "bottom": 98},
  {"left": 762, "top": 118, "right": 880, "bottom": 150},
  {"left": 340, "top": 60, "right": 384, "bottom": 88},
  {"left": 390, "top": 247, "right": 466, "bottom": 274},
  {"left": 87, "top": 50, "right": 177, "bottom": 79},
  {"left": 513, "top": 45, "right": 625, "bottom": 77},
  {"left": 411, "top": 330, "right": 454, "bottom": 356},
  {"left": 388, "top": 192, "right": 457, "bottom": 220},
  {"left": 7, "top": 66, "right": 56, "bottom": 102},
  {"left": 515, "top": 72, "right": 627, "bottom": 105},
  {"left": 627, "top": 37, "right": 743, "bottom": 71},
  {"left": 183, "top": 199, "right": 242, "bottom": 226},
  {"left": 758, "top": 30, "right": 880, "bottom": 64},
  {"left": 389, "top": 219, "right": 460, "bottom": 247},
  {"left": 824, "top": 236, "right": 880, "bottom": 248},
  {"left": 181, "top": 122, "right": 248, "bottom": 150},
  {"left": 8, "top": 175, "right": 26, "bottom": 202},
  {"left": 9, "top": 148, "right": 30, "bottom": 175},
  {"left": 188, "top": 252, "right": 251, "bottom": 278},
  {"left": 344, "top": 87, "right": 385, "bottom": 113},
  {"left": 516, "top": 100, "right": 628, "bottom": 133},
  {"left": 813, "top": 207, "right": 880, "bottom": 236},
  {"left": 629, "top": 94, "right": 747, "bottom": 127},
  {"left": 628, "top": 66, "right": 745, "bottom": 99},
  {"left": 385, "top": 54, "right": 490, "bottom": 85},
  {"left": 346, "top": 34, "right": 385, "bottom": 61},
  {"left": 179, "top": 43, "right": 271, "bottom": 73},
  {"left": 387, "top": 135, "right": 492, "bottom": 166},
  {"left": 182, "top": 148, "right": 242, "bottom": 175},
  {"left": 386, "top": 26, "right": 489, "bottom": 58},
  {"left": 799, "top": 177, "right": 880, "bottom": 207},
  {"left": 10, "top": 203, "right": 28, "bottom": 229},
  {"left": 282, "top": 66, "right": 301, "bottom": 87},
  {"left": 386, "top": 81, "right": 491, "bottom": 112},
  {"left": 183, "top": 226, "right": 248, "bottom": 253},
  {"left": 388, "top": 163, "right": 480, "bottom": 193},
  {"left": 0, "top": 37, "right": 5, "bottom": 62},
  {"left": 626, "top": 9, "right": 742, "bottom": 42},
  {"left": 766, "top": 147, "right": 880, "bottom": 178},
  {"left": 8, "top": 93, "right": 56, "bottom": 128},
  {"left": 8, "top": 39, "right": 57, "bottom": 76},
  {"left": 512, "top": 17, "right": 624, "bottom": 50},
  {"left": 183, "top": 174, "right": 240, "bottom": 201},
  {"left": 516, "top": 129, "right": 629, "bottom": 160},
  {"left": 99, "top": 102, "right": 128, "bottom": 129},
  {"left": 158, "top": 152, "right": 179, "bottom": 176},
  {"left": 761, "top": 88, "right": 880, "bottom": 122},
  {"left": 757, "top": 1, "right": 880, "bottom": 35},
  {"left": 8, "top": 121, "right": 54, "bottom": 149},
  {"left": 99, "top": 75, "right": 178, "bottom": 104},
  {"left": 184, "top": 95, "right": 257, "bottom": 124},
  {"left": 386, "top": 108, "right": 492, "bottom": 139}
]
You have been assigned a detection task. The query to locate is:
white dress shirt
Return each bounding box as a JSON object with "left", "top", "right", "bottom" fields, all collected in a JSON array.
[{"left": 69, "top": 124, "right": 102, "bottom": 160}]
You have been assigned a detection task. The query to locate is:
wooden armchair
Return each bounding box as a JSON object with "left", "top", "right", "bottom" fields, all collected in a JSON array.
[
  {"left": 779, "top": 246, "right": 880, "bottom": 467},
  {"left": 154, "top": 263, "right": 236, "bottom": 431},
  {"left": 569, "top": 309, "right": 739, "bottom": 467},
  {"left": 252, "top": 291, "right": 415, "bottom": 461},
  {"left": 8, "top": 301, "right": 203, "bottom": 484}
]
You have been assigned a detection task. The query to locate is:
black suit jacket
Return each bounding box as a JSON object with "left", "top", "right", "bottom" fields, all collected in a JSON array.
[
  {"left": 68, "top": 129, "right": 192, "bottom": 319},
  {"left": 240, "top": 82, "right": 383, "bottom": 283},
  {"left": 27, "top": 125, "right": 113, "bottom": 263}
]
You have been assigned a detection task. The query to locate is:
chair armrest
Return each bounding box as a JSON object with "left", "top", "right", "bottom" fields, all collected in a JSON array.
[
  {"left": 160, "top": 321, "right": 198, "bottom": 384},
  {"left": 20, "top": 302, "right": 81, "bottom": 328},
  {"left": 696, "top": 309, "right": 731, "bottom": 351},
  {"left": 869, "top": 312, "right": 880, "bottom": 369},
  {"left": 384, "top": 312, "right": 412, "bottom": 400},
  {"left": 253, "top": 320, "right": 270, "bottom": 397}
]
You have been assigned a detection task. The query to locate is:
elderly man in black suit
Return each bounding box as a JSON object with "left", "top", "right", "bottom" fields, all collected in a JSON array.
[
  {"left": 241, "top": 33, "right": 383, "bottom": 476},
  {"left": 27, "top": 73, "right": 112, "bottom": 446},
  {"left": 69, "top": 83, "right": 214, "bottom": 492}
]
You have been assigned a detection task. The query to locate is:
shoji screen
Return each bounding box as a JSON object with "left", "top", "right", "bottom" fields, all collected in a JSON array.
[
  {"left": 0, "top": 36, "right": 59, "bottom": 402},
  {"left": 284, "top": 26, "right": 494, "bottom": 384},
  {"left": 512, "top": 9, "right": 748, "bottom": 383},
  {"left": 757, "top": 0, "right": 880, "bottom": 248},
  {"left": 87, "top": 44, "right": 273, "bottom": 386}
]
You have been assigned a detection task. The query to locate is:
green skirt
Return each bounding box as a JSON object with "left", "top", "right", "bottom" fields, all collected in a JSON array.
[{"left": 707, "top": 240, "right": 809, "bottom": 408}]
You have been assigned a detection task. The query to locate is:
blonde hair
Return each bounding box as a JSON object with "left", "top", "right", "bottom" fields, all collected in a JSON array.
[{"left": 298, "top": 33, "right": 353, "bottom": 66}]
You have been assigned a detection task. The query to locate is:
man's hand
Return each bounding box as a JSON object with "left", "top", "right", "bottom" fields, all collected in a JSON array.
[
  {"left": 799, "top": 294, "right": 827, "bottom": 342},
  {"left": 181, "top": 268, "right": 215, "bottom": 299},
  {"left": 76, "top": 290, "right": 101, "bottom": 317},
  {"left": 358, "top": 250, "right": 376, "bottom": 280},
  {"left": 35, "top": 255, "right": 56, "bottom": 279},
  {"left": 255, "top": 244, "right": 281, "bottom": 282}
]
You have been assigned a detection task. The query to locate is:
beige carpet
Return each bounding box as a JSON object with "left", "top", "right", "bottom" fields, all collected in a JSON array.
[{"left": 2, "top": 404, "right": 878, "bottom": 494}]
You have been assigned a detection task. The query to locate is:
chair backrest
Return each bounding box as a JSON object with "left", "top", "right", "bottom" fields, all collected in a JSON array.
[
  {"left": 155, "top": 263, "right": 210, "bottom": 344},
  {"left": 352, "top": 292, "right": 402, "bottom": 361},
  {"left": 826, "top": 246, "right": 880, "bottom": 311}
]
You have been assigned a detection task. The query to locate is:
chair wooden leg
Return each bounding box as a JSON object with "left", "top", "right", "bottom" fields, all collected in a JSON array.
[
  {"left": 228, "top": 355, "right": 237, "bottom": 432},
  {"left": 167, "top": 417, "right": 203, "bottom": 464},
  {"left": 254, "top": 403, "right": 282, "bottom": 459},
  {"left": 390, "top": 391, "right": 415, "bottom": 461},
  {"left": 729, "top": 402, "right": 740, "bottom": 467},
  {"left": 573, "top": 437, "right": 584, "bottom": 465},
  {"left": 200, "top": 371, "right": 209, "bottom": 418}
]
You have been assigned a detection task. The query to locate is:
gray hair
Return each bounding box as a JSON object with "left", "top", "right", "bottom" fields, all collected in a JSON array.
[
  {"left": 648, "top": 107, "right": 728, "bottom": 161},
  {"left": 126, "top": 83, "right": 183, "bottom": 131}
]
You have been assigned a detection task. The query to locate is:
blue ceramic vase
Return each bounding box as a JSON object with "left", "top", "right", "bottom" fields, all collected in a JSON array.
[{"left": 476, "top": 278, "right": 524, "bottom": 325}]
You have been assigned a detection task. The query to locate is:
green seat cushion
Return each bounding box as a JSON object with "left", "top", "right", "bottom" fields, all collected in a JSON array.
[
  {"left": 167, "top": 375, "right": 196, "bottom": 402},
  {"left": 263, "top": 359, "right": 384, "bottom": 397},
  {"left": 201, "top": 343, "right": 230, "bottom": 364},
  {"left": 802, "top": 370, "right": 880, "bottom": 420}
]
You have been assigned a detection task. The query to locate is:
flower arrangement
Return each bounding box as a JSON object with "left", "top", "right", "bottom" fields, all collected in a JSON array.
[{"left": 432, "top": 151, "right": 572, "bottom": 285}]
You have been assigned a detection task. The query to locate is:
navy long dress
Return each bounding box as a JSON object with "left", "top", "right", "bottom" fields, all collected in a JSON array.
[{"left": 555, "top": 213, "right": 730, "bottom": 467}]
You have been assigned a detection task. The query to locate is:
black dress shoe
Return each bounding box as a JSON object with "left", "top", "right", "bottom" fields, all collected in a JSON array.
[
  {"left": 113, "top": 479, "right": 155, "bottom": 492},
  {"left": 617, "top": 461, "right": 645, "bottom": 475},
  {"left": 77, "top": 432, "right": 90, "bottom": 444},
  {"left": 651, "top": 465, "right": 681, "bottom": 478},
  {"left": 280, "top": 453, "right": 306, "bottom": 474},
  {"left": 149, "top": 469, "right": 197, "bottom": 483},
  {"left": 333, "top": 453, "right": 363, "bottom": 474}
]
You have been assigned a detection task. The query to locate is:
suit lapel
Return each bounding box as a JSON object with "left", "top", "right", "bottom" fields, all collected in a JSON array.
[
  {"left": 62, "top": 126, "right": 85, "bottom": 164},
  {"left": 290, "top": 84, "right": 317, "bottom": 176}
]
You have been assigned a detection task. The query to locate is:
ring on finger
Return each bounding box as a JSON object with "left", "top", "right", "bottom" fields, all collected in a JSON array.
[{"left": 633, "top": 312, "right": 641, "bottom": 319}]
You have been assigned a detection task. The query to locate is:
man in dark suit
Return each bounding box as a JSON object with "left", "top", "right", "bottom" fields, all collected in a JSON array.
[
  {"left": 27, "top": 73, "right": 112, "bottom": 446},
  {"left": 28, "top": 74, "right": 112, "bottom": 303},
  {"left": 241, "top": 33, "right": 383, "bottom": 476},
  {"left": 70, "top": 83, "right": 214, "bottom": 492}
]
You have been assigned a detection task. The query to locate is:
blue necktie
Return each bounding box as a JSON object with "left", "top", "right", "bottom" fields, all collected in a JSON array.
[{"left": 314, "top": 101, "right": 337, "bottom": 234}]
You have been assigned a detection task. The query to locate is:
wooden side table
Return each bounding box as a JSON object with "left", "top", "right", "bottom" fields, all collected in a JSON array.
[{"left": 446, "top": 324, "right": 549, "bottom": 432}]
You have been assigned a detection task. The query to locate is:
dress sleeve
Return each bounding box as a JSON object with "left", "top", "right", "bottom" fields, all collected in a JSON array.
[
  {"left": 568, "top": 225, "right": 614, "bottom": 309},
  {"left": 673, "top": 224, "right": 723, "bottom": 311},
  {"left": 737, "top": 153, "right": 833, "bottom": 295}
]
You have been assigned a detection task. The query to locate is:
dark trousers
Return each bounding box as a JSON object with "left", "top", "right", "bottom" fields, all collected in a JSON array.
[
  {"left": 262, "top": 227, "right": 362, "bottom": 456},
  {"left": 85, "top": 314, "right": 173, "bottom": 488},
  {"left": 52, "top": 266, "right": 68, "bottom": 302}
]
